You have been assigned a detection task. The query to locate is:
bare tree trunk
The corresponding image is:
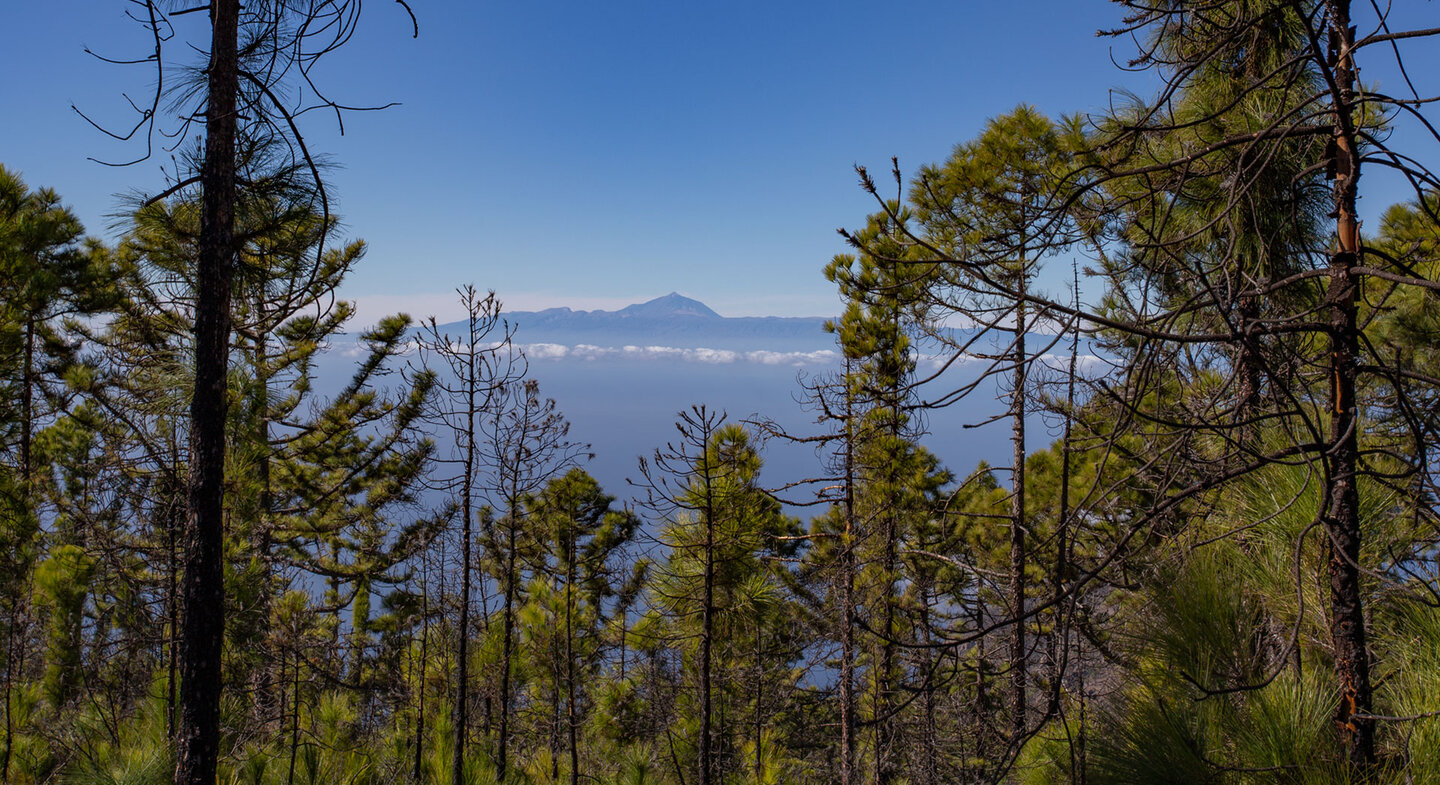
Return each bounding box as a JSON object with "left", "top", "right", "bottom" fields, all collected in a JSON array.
[
  {"left": 876, "top": 313, "right": 902, "bottom": 785},
  {"left": 1233, "top": 294, "right": 1263, "bottom": 439},
  {"left": 176, "top": 1, "right": 239, "bottom": 782},
  {"left": 480, "top": 545, "right": 493, "bottom": 744},
  {"left": 167, "top": 493, "right": 180, "bottom": 741},
  {"left": 452, "top": 441, "right": 474, "bottom": 785},
  {"left": 753, "top": 623, "right": 763, "bottom": 784},
  {"left": 1323, "top": 0, "right": 1374, "bottom": 764},
  {"left": 699, "top": 463, "right": 716, "bottom": 785},
  {"left": 1010, "top": 252, "right": 1028, "bottom": 743},
  {"left": 872, "top": 509, "right": 899, "bottom": 785},
  {"left": 550, "top": 665, "right": 561, "bottom": 783},
  {"left": 1, "top": 595, "right": 21, "bottom": 785},
  {"left": 972, "top": 602, "right": 990, "bottom": 778},
  {"left": 252, "top": 328, "right": 279, "bottom": 730},
  {"left": 286, "top": 646, "right": 300, "bottom": 785},
  {"left": 19, "top": 319, "right": 34, "bottom": 489},
  {"left": 447, "top": 298, "right": 492, "bottom": 785},
  {"left": 415, "top": 559, "right": 428, "bottom": 784},
  {"left": 496, "top": 515, "right": 519, "bottom": 781},
  {"left": 2, "top": 621, "right": 13, "bottom": 785},
  {"left": 918, "top": 597, "right": 937, "bottom": 785},
  {"left": 4, "top": 321, "right": 35, "bottom": 784},
  {"left": 839, "top": 375, "right": 858, "bottom": 785},
  {"left": 566, "top": 535, "right": 579, "bottom": 785}
]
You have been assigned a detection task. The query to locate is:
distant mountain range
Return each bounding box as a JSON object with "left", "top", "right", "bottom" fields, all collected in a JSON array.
[
  {"left": 438, "top": 293, "right": 835, "bottom": 352},
  {"left": 346, "top": 293, "right": 1099, "bottom": 510},
  {"left": 423, "top": 292, "right": 1095, "bottom": 372}
]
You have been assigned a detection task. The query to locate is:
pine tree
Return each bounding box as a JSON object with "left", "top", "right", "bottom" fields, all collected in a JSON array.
[
  {"left": 525, "top": 468, "right": 638, "bottom": 785},
  {"left": 479, "top": 378, "right": 587, "bottom": 781},
  {"left": 909, "top": 106, "right": 1075, "bottom": 744},
  {"left": 639, "top": 410, "right": 801, "bottom": 785},
  {"left": 412, "top": 285, "right": 520, "bottom": 784},
  {"left": 0, "top": 166, "right": 116, "bottom": 781},
  {"left": 828, "top": 206, "right": 928, "bottom": 784}
]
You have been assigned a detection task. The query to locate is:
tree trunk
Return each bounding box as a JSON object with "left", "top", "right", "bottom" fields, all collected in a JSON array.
[
  {"left": 1, "top": 597, "right": 20, "bottom": 785},
  {"left": 839, "top": 395, "right": 858, "bottom": 785},
  {"left": 699, "top": 459, "right": 716, "bottom": 785},
  {"left": 838, "top": 568, "right": 856, "bottom": 784},
  {"left": 496, "top": 514, "right": 518, "bottom": 781},
  {"left": 19, "top": 319, "right": 34, "bottom": 489},
  {"left": 1010, "top": 265, "right": 1028, "bottom": 740},
  {"left": 286, "top": 646, "right": 301, "bottom": 785},
  {"left": 919, "top": 595, "right": 938, "bottom": 785},
  {"left": 550, "top": 666, "right": 560, "bottom": 783},
  {"left": 566, "top": 534, "right": 579, "bottom": 785},
  {"left": 1323, "top": 0, "right": 1374, "bottom": 764},
  {"left": 876, "top": 316, "right": 902, "bottom": 785},
  {"left": 176, "top": 1, "right": 239, "bottom": 782},
  {"left": 452, "top": 453, "right": 474, "bottom": 785},
  {"left": 972, "top": 602, "right": 990, "bottom": 777},
  {"left": 167, "top": 492, "right": 180, "bottom": 741},
  {"left": 753, "top": 623, "right": 763, "bottom": 785},
  {"left": 3, "top": 320, "right": 37, "bottom": 784},
  {"left": 252, "top": 327, "right": 279, "bottom": 730},
  {"left": 415, "top": 560, "right": 428, "bottom": 784}
]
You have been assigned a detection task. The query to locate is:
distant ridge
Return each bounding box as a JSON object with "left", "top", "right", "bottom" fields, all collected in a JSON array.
[
  {"left": 616, "top": 292, "right": 721, "bottom": 319},
  {"left": 425, "top": 293, "right": 1082, "bottom": 360},
  {"left": 435, "top": 293, "right": 832, "bottom": 351}
]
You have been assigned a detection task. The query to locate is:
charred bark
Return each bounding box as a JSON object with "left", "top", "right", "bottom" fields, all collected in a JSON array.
[{"left": 175, "top": 1, "right": 239, "bottom": 783}]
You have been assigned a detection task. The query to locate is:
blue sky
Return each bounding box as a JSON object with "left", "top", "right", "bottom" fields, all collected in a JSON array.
[{"left": 4, "top": 2, "right": 1436, "bottom": 323}]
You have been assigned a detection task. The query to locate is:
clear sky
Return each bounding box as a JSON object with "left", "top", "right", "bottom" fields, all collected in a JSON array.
[{"left": 4, "top": 2, "right": 1436, "bottom": 323}]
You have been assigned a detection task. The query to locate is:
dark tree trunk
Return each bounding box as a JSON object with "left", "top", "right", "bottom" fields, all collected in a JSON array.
[
  {"left": 566, "top": 532, "right": 579, "bottom": 785},
  {"left": 175, "top": 1, "right": 239, "bottom": 783},
  {"left": 876, "top": 316, "right": 902, "bottom": 785},
  {"left": 1323, "top": 0, "right": 1374, "bottom": 764},
  {"left": 1, "top": 595, "right": 23, "bottom": 785},
  {"left": 2, "top": 621, "right": 12, "bottom": 785},
  {"left": 972, "top": 602, "right": 991, "bottom": 777},
  {"left": 452, "top": 321, "right": 485, "bottom": 785},
  {"left": 452, "top": 456, "right": 473, "bottom": 785},
  {"left": 5, "top": 318, "right": 37, "bottom": 785},
  {"left": 6, "top": 320, "right": 41, "bottom": 783},
  {"left": 1233, "top": 294, "right": 1263, "bottom": 438},
  {"left": 752, "top": 623, "right": 764, "bottom": 784},
  {"left": 549, "top": 640, "right": 560, "bottom": 783},
  {"left": 839, "top": 377, "right": 858, "bottom": 785},
  {"left": 167, "top": 491, "right": 180, "bottom": 741},
  {"left": 19, "top": 319, "right": 34, "bottom": 489},
  {"left": 873, "top": 507, "right": 898, "bottom": 785},
  {"left": 286, "top": 646, "right": 301, "bottom": 785},
  {"left": 415, "top": 560, "right": 428, "bottom": 784},
  {"left": 699, "top": 467, "right": 716, "bottom": 785},
  {"left": 918, "top": 595, "right": 938, "bottom": 785},
  {"left": 252, "top": 329, "right": 278, "bottom": 730},
  {"left": 1010, "top": 267, "right": 1028, "bottom": 740},
  {"left": 496, "top": 514, "right": 519, "bottom": 781}
]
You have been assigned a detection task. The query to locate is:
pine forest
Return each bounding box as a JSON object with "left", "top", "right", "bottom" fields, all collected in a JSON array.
[{"left": 5, "top": 1, "right": 1440, "bottom": 783}]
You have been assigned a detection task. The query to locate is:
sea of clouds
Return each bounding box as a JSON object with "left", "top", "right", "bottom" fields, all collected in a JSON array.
[
  {"left": 519, "top": 343, "right": 841, "bottom": 366},
  {"left": 338, "top": 337, "right": 1107, "bottom": 376}
]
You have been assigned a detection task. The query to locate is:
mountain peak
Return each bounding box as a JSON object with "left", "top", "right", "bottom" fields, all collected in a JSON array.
[{"left": 617, "top": 292, "right": 721, "bottom": 319}]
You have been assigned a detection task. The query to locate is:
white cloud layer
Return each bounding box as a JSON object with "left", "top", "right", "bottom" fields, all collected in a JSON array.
[
  {"left": 334, "top": 338, "right": 1105, "bottom": 375},
  {"left": 513, "top": 343, "right": 842, "bottom": 367}
]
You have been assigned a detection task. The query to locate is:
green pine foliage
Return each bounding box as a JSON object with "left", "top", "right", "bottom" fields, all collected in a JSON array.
[{"left": 6, "top": 2, "right": 1440, "bottom": 782}]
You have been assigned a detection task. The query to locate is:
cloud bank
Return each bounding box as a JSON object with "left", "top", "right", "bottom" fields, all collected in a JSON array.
[
  {"left": 337, "top": 339, "right": 1106, "bottom": 374},
  {"left": 521, "top": 343, "right": 841, "bottom": 367}
]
